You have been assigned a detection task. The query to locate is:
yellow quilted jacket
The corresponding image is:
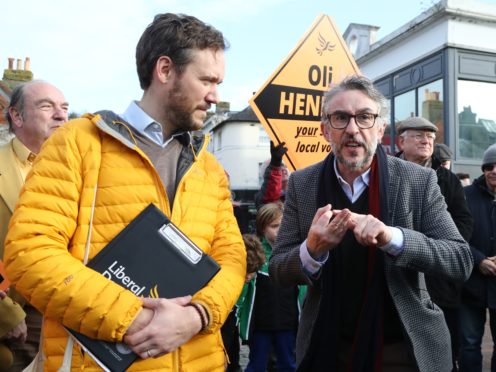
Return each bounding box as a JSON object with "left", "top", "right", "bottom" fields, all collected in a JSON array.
[{"left": 4, "top": 113, "right": 246, "bottom": 371}]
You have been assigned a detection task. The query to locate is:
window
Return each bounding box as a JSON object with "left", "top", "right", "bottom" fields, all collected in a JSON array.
[
  {"left": 215, "top": 131, "right": 222, "bottom": 151},
  {"left": 258, "top": 126, "right": 270, "bottom": 145},
  {"left": 418, "top": 80, "right": 444, "bottom": 142},
  {"left": 457, "top": 80, "right": 496, "bottom": 159},
  {"left": 393, "top": 90, "right": 415, "bottom": 151},
  {"left": 388, "top": 79, "right": 444, "bottom": 153},
  {"left": 380, "top": 98, "right": 392, "bottom": 154}
]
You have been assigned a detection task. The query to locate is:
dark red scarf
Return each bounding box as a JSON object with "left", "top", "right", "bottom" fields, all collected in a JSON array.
[{"left": 298, "top": 145, "right": 390, "bottom": 372}]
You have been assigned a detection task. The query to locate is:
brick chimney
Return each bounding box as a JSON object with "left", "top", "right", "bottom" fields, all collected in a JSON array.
[
  {"left": 216, "top": 101, "right": 230, "bottom": 114},
  {"left": 3, "top": 57, "right": 34, "bottom": 87}
]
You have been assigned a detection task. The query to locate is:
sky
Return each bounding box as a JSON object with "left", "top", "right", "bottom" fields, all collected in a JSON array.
[{"left": 2, "top": 0, "right": 494, "bottom": 115}]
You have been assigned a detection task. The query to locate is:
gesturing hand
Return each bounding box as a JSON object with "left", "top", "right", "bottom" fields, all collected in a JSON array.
[
  {"left": 123, "top": 296, "right": 201, "bottom": 359},
  {"left": 350, "top": 213, "right": 392, "bottom": 247},
  {"left": 306, "top": 205, "right": 354, "bottom": 259},
  {"left": 479, "top": 258, "right": 496, "bottom": 276}
]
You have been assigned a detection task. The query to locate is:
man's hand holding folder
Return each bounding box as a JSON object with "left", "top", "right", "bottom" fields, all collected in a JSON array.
[{"left": 124, "top": 295, "right": 204, "bottom": 359}]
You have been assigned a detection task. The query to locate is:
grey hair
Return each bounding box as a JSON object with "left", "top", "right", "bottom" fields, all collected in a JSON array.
[
  {"left": 5, "top": 79, "right": 46, "bottom": 133},
  {"left": 321, "top": 75, "right": 389, "bottom": 124}
]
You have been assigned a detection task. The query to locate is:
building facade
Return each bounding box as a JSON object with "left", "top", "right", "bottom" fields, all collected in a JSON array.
[
  {"left": 206, "top": 0, "right": 496, "bottom": 231},
  {"left": 345, "top": 0, "right": 496, "bottom": 177},
  {"left": 203, "top": 105, "right": 271, "bottom": 233}
]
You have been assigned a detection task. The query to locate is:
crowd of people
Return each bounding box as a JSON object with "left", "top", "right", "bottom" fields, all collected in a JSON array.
[{"left": 0, "top": 11, "right": 495, "bottom": 372}]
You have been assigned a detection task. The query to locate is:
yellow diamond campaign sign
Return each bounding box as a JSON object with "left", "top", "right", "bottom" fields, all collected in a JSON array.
[{"left": 250, "top": 14, "right": 360, "bottom": 171}]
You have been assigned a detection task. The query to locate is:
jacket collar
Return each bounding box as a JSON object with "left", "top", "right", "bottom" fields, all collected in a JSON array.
[
  {"left": 0, "top": 139, "right": 24, "bottom": 213},
  {"left": 395, "top": 150, "right": 432, "bottom": 168},
  {"left": 12, "top": 137, "right": 36, "bottom": 165},
  {"left": 88, "top": 111, "right": 202, "bottom": 153},
  {"left": 474, "top": 174, "right": 496, "bottom": 198}
]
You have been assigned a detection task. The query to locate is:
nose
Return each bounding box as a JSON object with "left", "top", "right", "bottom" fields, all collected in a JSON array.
[
  {"left": 206, "top": 85, "right": 220, "bottom": 105},
  {"left": 345, "top": 116, "right": 360, "bottom": 135},
  {"left": 53, "top": 106, "right": 68, "bottom": 122}
]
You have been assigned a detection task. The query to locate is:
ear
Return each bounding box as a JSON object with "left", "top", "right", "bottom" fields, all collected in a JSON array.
[
  {"left": 320, "top": 121, "right": 332, "bottom": 142},
  {"left": 376, "top": 118, "right": 386, "bottom": 142},
  {"left": 397, "top": 134, "right": 405, "bottom": 150},
  {"left": 8, "top": 107, "right": 23, "bottom": 129},
  {"left": 155, "top": 56, "right": 174, "bottom": 84}
]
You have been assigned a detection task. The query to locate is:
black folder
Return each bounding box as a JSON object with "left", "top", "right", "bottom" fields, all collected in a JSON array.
[{"left": 66, "top": 203, "right": 220, "bottom": 372}]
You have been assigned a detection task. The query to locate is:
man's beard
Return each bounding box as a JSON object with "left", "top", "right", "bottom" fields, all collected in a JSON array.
[
  {"left": 331, "top": 134, "right": 377, "bottom": 171},
  {"left": 164, "top": 79, "right": 208, "bottom": 132}
]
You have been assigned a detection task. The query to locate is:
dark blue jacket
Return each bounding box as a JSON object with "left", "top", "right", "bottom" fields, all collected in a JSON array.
[{"left": 462, "top": 175, "right": 496, "bottom": 308}]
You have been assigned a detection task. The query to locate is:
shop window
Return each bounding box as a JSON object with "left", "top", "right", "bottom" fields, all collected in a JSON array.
[
  {"left": 418, "top": 79, "right": 444, "bottom": 142},
  {"left": 457, "top": 80, "right": 496, "bottom": 159},
  {"left": 392, "top": 90, "right": 415, "bottom": 152},
  {"left": 387, "top": 79, "right": 444, "bottom": 153}
]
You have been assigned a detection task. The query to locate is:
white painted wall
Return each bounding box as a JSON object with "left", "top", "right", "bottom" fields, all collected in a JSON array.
[
  {"left": 359, "top": 0, "right": 496, "bottom": 80},
  {"left": 207, "top": 121, "right": 270, "bottom": 191},
  {"left": 360, "top": 21, "right": 447, "bottom": 80}
]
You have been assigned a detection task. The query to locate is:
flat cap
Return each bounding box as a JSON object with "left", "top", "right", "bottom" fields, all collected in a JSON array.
[
  {"left": 433, "top": 143, "right": 453, "bottom": 161},
  {"left": 397, "top": 117, "right": 438, "bottom": 135}
]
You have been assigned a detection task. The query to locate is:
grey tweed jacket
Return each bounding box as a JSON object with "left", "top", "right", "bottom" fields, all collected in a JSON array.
[{"left": 269, "top": 155, "right": 473, "bottom": 372}]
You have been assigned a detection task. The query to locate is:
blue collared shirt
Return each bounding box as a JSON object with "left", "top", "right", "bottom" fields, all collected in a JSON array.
[{"left": 121, "top": 101, "right": 186, "bottom": 147}]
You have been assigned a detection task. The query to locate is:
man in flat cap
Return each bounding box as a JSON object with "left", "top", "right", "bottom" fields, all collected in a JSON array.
[
  {"left": 434, "top": 143, "right": 454, "bottom": 170},
  {"left": 396, "top": 116, "right": 473, "bottom": 371},
  {"left": 459, "top": 143, "right": 496, "bottom": 372}
]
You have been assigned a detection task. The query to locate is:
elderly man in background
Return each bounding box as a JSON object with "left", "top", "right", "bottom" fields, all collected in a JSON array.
[
  {"left": 269, "top": 75, "right": 473, "bottom": 371},
  {"left": 396, "top": 116, "right": 473, "bottom": 371},
  {"left": 0, "top": 80, "right": 68, "bottom": 370}
]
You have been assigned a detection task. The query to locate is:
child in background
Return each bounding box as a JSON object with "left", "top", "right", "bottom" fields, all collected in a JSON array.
[
  {"left": 239, "top": 203, "right": 301, "bottom": 372},
  {"left": 222, "top": 234, "right": 265, "bottom": 372}
]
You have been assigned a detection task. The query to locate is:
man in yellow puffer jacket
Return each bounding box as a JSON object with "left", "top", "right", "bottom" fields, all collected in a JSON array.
[{"left": 4, "top": 13, "right": 246, "bottom": 372}]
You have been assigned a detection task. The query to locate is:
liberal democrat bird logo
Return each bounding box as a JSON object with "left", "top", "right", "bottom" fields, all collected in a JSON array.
[
  {"left": 149, "top": 285, "right": 159, "bottom": 298},
  {"left": 316, "top": 33, "right": 335, "bottom": 56}
]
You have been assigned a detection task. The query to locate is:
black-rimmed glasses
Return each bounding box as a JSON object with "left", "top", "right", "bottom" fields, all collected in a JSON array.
[{"left": 326, "top": 112, "right": 379, "bottom": 129}]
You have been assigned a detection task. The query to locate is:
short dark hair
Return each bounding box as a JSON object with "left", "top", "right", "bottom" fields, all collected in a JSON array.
[
  {"left": 456, "top": 172, "right": 470, "bottom": 180},
  {"left": 242, "top": 234, "right": 265, "bottom": 274},
  {"left": 5, "top": 83, "right": 28, "bottom": 132},
  {"left": 136, "top": 13, "right": 227, "bottom": 90}
]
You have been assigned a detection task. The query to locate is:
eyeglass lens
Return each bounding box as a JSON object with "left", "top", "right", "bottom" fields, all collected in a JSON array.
[
  {"left": 329, "top": 113, "right": 376, "bottom": 129},
  {"left": 410, "top": 133, "right": 435, "bottom": 140}
]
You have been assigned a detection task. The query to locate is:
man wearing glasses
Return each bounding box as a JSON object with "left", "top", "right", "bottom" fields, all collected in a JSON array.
[
  {"left": 396, "top": 116, "right": 473, "bottom": 371},
  {"left": 269, "top": 75, "right": 473, "bottom": 371},
  {"left": 459, "top": 143, "right": 496, "bottom": 372}
]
